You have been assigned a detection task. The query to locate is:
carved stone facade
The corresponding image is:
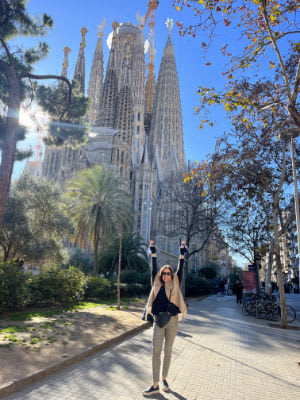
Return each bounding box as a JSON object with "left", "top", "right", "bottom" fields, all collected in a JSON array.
[{"left": 41, "top": 15, "right": 222, "bottom": 270}]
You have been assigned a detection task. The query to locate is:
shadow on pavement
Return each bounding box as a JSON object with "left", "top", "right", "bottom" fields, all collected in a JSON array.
[
  {"left": 177, "top": 331, "right": 192, "bottom": 338},
  {"left": 142, "top": 391, "right": 187, "bottom": 400},
  {"left": 182, "top": 296, "right": 300, "bottom": 353},
  {"left": 177, "top": 334, "right": 300, "bottom": 391}
]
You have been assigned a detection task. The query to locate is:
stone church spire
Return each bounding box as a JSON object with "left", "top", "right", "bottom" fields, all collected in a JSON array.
[
  {"left": 113, "top": 49, "right": 133, "bottom": 179},
  {"left": 87, "top": 19, "right": 105, "bottom": 125},
  {"left": 61, "top": 46, "right": 71, "bottom": 79},
  {"left": 74, "top": 27, "right": 88, "bottom": 95},
  {"left": 96, "top": 21, "right": 119, "bottom": 128},
  {"left": 58, "top": 46, "right": 71, "bottom": 89},
  {"left": 149, "top": 19, "right": 185, "bottom": 179}
]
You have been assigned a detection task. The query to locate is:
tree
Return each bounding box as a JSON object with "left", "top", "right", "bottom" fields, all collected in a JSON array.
[
  {"left": 0, "top": 0, "right": 89, "bottom": 224},
  {"left": 208, "top": 124, "right": 299, "bottom": 326},
  {"left": 63, "top": 165, "right": 133, "bottom": 275},
  {"left": 0, "top": 174, "right": 73, "bottom": 266},
  {"left": 159, "top": 168, "right": 219, "bottom": 295},
  {"left": 174, "top": 0, "right": 300, "bottom": 327},
  {"left": 37, "top": 81, "right": 89, "bottom": 147},
  {"left": 98, "top": 234, "right": 149, "bottom": 275},
  {"left": 198, "top": 266, "right": 217, "bottom": 280},
  {"left": 173, "top": 0, "right": 300, "bottom": 132}
]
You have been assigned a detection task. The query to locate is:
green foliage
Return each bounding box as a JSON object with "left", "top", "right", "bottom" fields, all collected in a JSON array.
[
  {"left": 99, "top": 234, "right": 148, "bottom": 274},
  {"left": 117, "top": 283, "right": 145, "bottom": 297},
  {"left": 64, "top": 165, "right": 133, "bottom": 274},
  {"left": 37, "top": 82, "right": 89, "bottom": 146},
  {"left": 27, "top": 267, "right": 84, "bottom": 306},
  {"left": 120, "top": 270, "right": 150, "bottom": 285},
  {"left": 0, "top": 261, "right": 27, "bottom": 312},
  {"left": 0, "top": 1, "right": 53, "bottom": 42},
  {"left": 84, "top": 276, "right": 113, "bottom": 300},
  {"left": 185, "top": 272, "right": 210, "bottom": 297},
  {"left": 67, "top": 248, "right": 93, "bottom": 274},
  {"left": 120, "top": 270, "right": 151, "bottom": 295},
  {"left": 0, "top": 174, "right": 73, "bottom": 266},
  {"left": 84, "top": 273, "right": 150, "bottom": 300},
  {"left": 198, "top": 266, "right": 217, "bottom": 280},
  {"left": 0, "top": 0, "right": 54, "bottom": 127},
  {"left": 0, "top": 1, "right": 90, "bottom": 230}
]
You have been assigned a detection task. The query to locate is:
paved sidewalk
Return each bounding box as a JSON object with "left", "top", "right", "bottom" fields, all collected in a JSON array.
[{"left": 5, "top": 295, "right": 300, "bottom": 400}]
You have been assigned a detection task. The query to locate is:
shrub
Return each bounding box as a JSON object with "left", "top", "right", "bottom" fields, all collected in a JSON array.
[
  {"left": 118, "top": 283, "right": 144, "bottom": 297},
  {"left": 0, "top": 261, "right": 28, "bottom": 312},
  {"left": 185, "top": 272, "right": 210, "bottom": 297},
  {"left": 198, "top": 266, "right": 217, "bottom": 280},
  {"left": 84, "top": 276, "right": 113, "bottom": 299},
  {"left": 28, "top": 267, "right": 84, "bottom": 306},
  {"left": 67, "top": 248, "right": 93, "bottom": 274},
  {"left": 120, "top": 270, "right": 150, "bottom": 285}
]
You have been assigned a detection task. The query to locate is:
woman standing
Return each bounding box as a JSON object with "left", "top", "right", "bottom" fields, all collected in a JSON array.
[{"left": 142, "top": 262, "right": 186, "bottom": 396}]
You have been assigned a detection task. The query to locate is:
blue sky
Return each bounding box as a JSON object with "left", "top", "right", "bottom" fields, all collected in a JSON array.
[{"left": 13, "top": 0, "right": 234, "bottom": 178}]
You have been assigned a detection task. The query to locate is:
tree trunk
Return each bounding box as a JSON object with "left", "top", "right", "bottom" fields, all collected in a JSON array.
[
  {"left": 272, "top": 139, "right": 287, "bottom": 328},
  {"left": 274, "top": 211, "right": 287, "bottom": 329},
  {"left": 180, "top": 237, "right": 191, "bottom": 298},
  {"left": 117, "top": 229, "right": 122, "bottom": 310},
  {"left": 254, "top": 249, "right": 261, "bottom": 296},
  {"left": 265, "top": 243, "right": 274, "bottom": 296},
  {"left": 0, "top": 67, "right": 20, "bottom": 225},
  {"left": 93, "top": 211, "right": 101, "bottom": 275}
]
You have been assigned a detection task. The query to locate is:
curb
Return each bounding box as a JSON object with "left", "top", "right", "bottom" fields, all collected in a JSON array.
[{"left": 0, "top": 322, "right": 151, "bottom": 399}]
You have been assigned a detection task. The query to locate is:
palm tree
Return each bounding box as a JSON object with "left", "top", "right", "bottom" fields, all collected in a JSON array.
[
  {"left": 64, "top": 165, "right": 133, "bottom": 275},
  {"left": 98, "top": 234, "right": 149, "bottom": 274}
]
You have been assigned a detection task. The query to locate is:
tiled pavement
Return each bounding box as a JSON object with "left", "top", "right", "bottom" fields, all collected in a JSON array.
[{"left": 5, "top": 295, "right": 300, "bottom": 400}]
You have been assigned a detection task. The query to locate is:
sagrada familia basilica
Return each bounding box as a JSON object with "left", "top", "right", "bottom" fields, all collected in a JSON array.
[{"left": 39, "top": 1, "right": 233, "bottom": 271}]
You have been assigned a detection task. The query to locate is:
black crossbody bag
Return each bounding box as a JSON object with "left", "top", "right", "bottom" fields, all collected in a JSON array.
[{"left": 155, "top": 290, "right": 172, "bottom": 328}]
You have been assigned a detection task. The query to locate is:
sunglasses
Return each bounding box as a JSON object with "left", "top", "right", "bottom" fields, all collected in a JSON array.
[{"left": 162, "top": 272, "right": 172, "bottom": 276}]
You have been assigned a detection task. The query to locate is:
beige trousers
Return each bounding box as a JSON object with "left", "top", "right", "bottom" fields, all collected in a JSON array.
[{"left": 152, "top": 315, "right": 178, "bottom": 382}]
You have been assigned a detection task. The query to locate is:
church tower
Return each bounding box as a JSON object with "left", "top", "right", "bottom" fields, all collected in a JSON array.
[
  {"left": 96, "top": 21, "right": 119, "bottom": 128},
  {"left": 74, "top": 27, "right": 88, "bottom": 95},
  {"left": 87, "top": 20, "right": 105, "bottom": 125},
  {"left": 149, "top": 19, "right": 185, "bottom": 180}
]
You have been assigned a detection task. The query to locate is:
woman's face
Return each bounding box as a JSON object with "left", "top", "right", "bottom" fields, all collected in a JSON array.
[{"left": 161, "top": 268, "right": 172, "bottom": 283}]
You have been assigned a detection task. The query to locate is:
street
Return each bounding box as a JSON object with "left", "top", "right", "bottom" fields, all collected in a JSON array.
[
  {"left": 286, "top": 293, "right": 300, "bottom": 317},
  {"left": 5, "top": 295, "right": 300, "bottom": 400}
]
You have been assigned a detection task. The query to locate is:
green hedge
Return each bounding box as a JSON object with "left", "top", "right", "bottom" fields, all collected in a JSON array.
[
  {"left": 120, "top": 270, "right": 150, "bottom": 284},
  {"left": 0, "top": 261, "right": 28, "bottom": 312},
  {"left": 84, "top": 273, "right": 150, "bottom": 300},
  {"left": 28, "top": 267, "right": 85, "bottom": 306},
  {"left": 186, "top": 272, "right": 210, "bottom": 297},
  {"left": 84, "top": 276, "right": 113, "bottom": 299},
  {"left": 0, "top": 262, "right": 150, "bottom": 313}
]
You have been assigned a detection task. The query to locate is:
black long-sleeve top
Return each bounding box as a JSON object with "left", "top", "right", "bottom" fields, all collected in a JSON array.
[{"left": 151, "top": 258, "right": 184, "bottom": 316}]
